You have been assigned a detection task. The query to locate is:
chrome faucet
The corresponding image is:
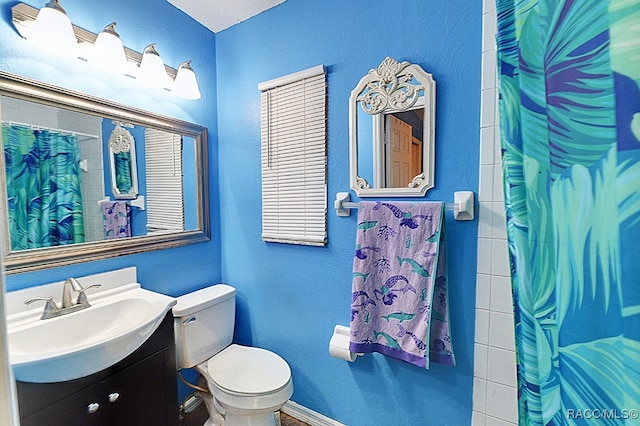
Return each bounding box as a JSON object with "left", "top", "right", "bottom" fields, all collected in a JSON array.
[
  {"left": 62, "top": 277, "right": 83, "bottom": 308},
  {"left": 24, "top": 278, "right": 101, "bottom": 320}
]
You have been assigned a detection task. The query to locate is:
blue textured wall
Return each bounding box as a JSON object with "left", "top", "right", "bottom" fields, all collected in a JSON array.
[
  {"left": 1, "top": 0, "right": 481, "bottom": 423},
  {"left": 0, "top": 0, "right": 221, "bottom": 296},
  {"left": 215, "top": 0, "right": 481, "bottom": 424}
]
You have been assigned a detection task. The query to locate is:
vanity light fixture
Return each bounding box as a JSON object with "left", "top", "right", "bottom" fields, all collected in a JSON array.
[
  {"left": 28, "top": 0, "right": 78, "bottom": 58},
  {"left": 89, "top": 22, "right": 128, "bottom": 75},
  {"left": 173, "top": 61, "right": 202, "bottom": 100},
  {"left": 10, "top": 1, "right": 202, "bottom": 100},
  {"left": 138, "top": 43, "right": 172, "bottom": 89}
]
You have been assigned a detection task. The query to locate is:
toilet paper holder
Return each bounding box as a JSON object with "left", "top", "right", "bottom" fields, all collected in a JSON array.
[{"left": 329, "top": 325, "right": 363, "bottom": 362}]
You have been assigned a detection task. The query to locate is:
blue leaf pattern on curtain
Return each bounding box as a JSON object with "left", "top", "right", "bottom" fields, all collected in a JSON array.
[
  {"left": 3, "top": 125, "right": 85, "bottom": 250},
  {"left": 496, "top": 0, "right": 640, "bottom": 424},
  {"left": 114, "top": 151, "right": 133, "bottom": 194}
]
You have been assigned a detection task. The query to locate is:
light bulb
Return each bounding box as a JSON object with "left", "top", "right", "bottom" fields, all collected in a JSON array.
[
  {"left": 173, "top": 61, "right": 201, "bottom": 100},
  {"left": 90, "top": 22, "right": 127, "bottom": 74},
  {"left": 138, "top": 43, "right": 171, "bottom": 89},
  {"left": 29, "top": 0, "right": 78, "bottom": 58}
]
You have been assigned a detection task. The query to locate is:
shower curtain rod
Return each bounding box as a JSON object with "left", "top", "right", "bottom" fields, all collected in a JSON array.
[{"left": 1, "top": 120, "right": 99, "bottom": 140}]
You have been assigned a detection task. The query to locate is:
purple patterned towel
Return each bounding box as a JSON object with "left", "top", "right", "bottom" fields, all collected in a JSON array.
[
  {"left": 102, "top": 201, "right": 131, "bottom": 239},
  {"left": 349, "top": 201, "right": 455, "bottom": 368}
]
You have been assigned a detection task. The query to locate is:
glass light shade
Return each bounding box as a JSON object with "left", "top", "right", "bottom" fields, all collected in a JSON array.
[
  {"left": 29, "top": 0, "right": 78, "bottom": 58},
  {"left": 90, "top": 22, "right": 127, "bottom": 74},
  {"left": 138, "top": 44, "right": 171, "bottom": 89},
  {"left": 173, "top": 61, "right": 201, "bottom": 100}
]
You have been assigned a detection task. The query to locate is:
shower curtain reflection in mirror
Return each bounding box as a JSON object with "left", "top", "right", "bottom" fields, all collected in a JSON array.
[
  {"left": 114, "top": 150, "right": 133, "bottom": 194},
  {"left": 2, "top": 125, "right": 84, "bottom": 250}
]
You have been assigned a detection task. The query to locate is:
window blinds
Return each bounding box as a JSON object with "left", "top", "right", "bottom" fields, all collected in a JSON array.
[
  {"left": 259, "top": 65, "right": 327, "bottom": 246},
  {"left": 145, "top": 128, "right": 185, "bottom": 234}
]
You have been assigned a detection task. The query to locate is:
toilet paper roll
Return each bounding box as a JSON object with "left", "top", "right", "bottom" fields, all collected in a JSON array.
[{"left": 329, "top": 325, "right": 360, "bottom": 362}]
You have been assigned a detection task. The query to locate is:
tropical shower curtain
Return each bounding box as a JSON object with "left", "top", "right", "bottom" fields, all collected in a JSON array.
[
  {"left": 496, "top": 0, "right": 640, "bottom": 424},
  {"left": 2, "top": 125, "right": 85, "bottom": 250}
]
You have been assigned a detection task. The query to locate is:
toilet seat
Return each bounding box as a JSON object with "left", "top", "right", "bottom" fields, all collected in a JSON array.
[
  {"left": 199, "top": 344, "right": 293, "bottom": 414},
  {"left": 208, "top": 344, "right": 291, "bottom": 395}
]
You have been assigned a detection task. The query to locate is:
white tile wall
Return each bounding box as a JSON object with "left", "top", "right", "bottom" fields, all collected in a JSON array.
[
  {"left": 473, "top": 1, "right": 519, "bottom": 425},
  {"left": 58, "top": 109, "right": 105, "bottom": 243}
]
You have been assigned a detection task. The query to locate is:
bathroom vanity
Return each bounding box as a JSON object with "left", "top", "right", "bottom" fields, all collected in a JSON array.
[
  {"left": 16, "top": 312, "right": 178, "bottom": 426},
  {"left": 5, "top": 268, "right": 180, "bottom": 426}
]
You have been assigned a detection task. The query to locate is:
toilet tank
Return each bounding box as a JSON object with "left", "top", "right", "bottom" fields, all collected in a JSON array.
[{"left": 172, "top": 284, "right": 236, "bottom": 368}]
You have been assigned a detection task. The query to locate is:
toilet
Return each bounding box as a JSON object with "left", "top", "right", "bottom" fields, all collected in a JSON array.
[{"left": 172, "top": 284, "right": 293, "bottom": 426}]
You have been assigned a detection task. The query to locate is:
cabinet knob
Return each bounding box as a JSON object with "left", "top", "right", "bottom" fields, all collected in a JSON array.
[
  {"left": 87, "top": 402, "right": 100, "bottom": 414},
  {"left": 108, "top": 392, "right": 120, "bottom": 403}
]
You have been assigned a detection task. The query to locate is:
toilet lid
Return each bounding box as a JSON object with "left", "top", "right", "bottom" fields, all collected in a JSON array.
[{"left": 207, "top": 344, "right": 291, "bottom": 395}]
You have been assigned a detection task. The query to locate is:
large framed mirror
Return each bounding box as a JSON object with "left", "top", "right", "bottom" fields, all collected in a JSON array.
[
  {"left": 0, "top": 71, "right": 210, "bottom": 274},
  {"left": 349, "top": 57, "right": 435, "bottom": 197}
]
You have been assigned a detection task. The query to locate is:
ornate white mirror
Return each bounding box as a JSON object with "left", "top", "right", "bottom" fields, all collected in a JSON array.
[
  {"left": 0, "top": 71, "right": 210, "bottom": 273},
  {"left": 349, "top": 57, "right": 435, "bottom": 197},
  {"left": 108, "top": 121, "right": 139, "bottom": 199}
]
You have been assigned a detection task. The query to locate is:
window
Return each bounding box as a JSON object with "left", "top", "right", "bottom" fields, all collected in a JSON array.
[
  {"left": 145, "top": 128, "right": 184, "bottom": 234},
  {"left": 259, "top": 65, "right": 327, "bottom": 246}
]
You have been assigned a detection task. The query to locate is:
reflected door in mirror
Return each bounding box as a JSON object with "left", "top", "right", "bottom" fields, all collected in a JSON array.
[{"left": 385, "top": 111, "right": 423, "bottom": 188}]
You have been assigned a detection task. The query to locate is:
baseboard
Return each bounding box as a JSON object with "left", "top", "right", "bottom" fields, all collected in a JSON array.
[{"left": 281, "top": 401, "right": 345, "bottom": 426}]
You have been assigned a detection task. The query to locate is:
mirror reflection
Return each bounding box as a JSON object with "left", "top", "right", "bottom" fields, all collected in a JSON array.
[
  {"left": 0, "top": 71, "right": 209, "bottom": 273},
  {"left": 357, "top": 105, "right": 425, "bottom": 188},
  {"left": 108, "top": 121, "right": 139, "bottom": 199},
  {"left": 349, "top": 57, "right": 435, "bottom": 197},
  {"left": 1, "top": 94, "right": 196, "bottom": 248}
]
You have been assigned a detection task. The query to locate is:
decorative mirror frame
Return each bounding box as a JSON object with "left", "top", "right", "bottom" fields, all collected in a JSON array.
[
  {"left": 108, "top": 121, "right": 139, "bottom": 199},
  {"left": 0, "top": 71, "right": 210, "bottom": 274},
  {"left": 349, "top": 57, "right": 436, "bottom": 197}
]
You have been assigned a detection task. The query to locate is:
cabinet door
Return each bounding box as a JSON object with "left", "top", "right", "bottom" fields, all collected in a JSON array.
[
  {"left": 21, "top": 382, "right": 108, "bottom": 426},
  {"left": 20, "top": 348, "right": 178, "bottom": 426},
  {"left": 104, "top": 348, "right": 178, "bottom": 426}
]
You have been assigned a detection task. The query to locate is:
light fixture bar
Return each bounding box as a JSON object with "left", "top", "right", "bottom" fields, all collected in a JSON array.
[{"left": 11, "top": 2, "right": 178, "bottom": 79}]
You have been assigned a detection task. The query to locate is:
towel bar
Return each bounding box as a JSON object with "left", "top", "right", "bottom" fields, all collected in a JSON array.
[
  {"left": 334, "top": 191, "right": 474, "bottom": 221},
  {"left": 98, "top": 196, "right": 145, "bottom": 210}
]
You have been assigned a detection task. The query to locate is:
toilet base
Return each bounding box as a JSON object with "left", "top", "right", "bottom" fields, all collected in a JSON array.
[
  {"left": 222, "top": 412, "right": 278, "bottom": 426},
  {"left": 202, "top": 411, "right": 278, "bottom": 426},
  {"left": 198, "top": 390, "right": 280, "bottom": 426}
]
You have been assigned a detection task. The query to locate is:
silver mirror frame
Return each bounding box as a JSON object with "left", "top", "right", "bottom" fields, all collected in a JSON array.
[
  {"left": 349, "top": 57, "right": 436, "bottom": 197},
  {"left": 0, "top": 71, "right": 210, "bottom": 274}
]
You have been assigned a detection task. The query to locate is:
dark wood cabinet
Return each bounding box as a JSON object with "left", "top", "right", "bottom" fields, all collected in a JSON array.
[{"left": 16, "top": 313, "right": 179, "bottom": 426}]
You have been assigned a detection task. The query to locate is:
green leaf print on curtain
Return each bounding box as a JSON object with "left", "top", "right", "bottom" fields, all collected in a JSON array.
[
  {"left": 496, "top": 0, "right": 640, "bottom": 424},
  {"left": 114, "top": 151, "right": 133, "bottom": 194},
  {"left": 3, "top": 125, "right": 85, "bottom": 250}
]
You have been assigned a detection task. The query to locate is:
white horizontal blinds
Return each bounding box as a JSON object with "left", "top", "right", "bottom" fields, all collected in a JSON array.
[
  {"left": 260, "top": 66, "right": 327, "bottom": 246},
  {"left": 145, "top": 128, "right": 185, "bottom": 234}
]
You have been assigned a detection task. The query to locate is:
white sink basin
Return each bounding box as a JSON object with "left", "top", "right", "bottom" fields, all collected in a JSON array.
[{"left": 7, "top": 283, "right": 176, "bottom": 383}]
